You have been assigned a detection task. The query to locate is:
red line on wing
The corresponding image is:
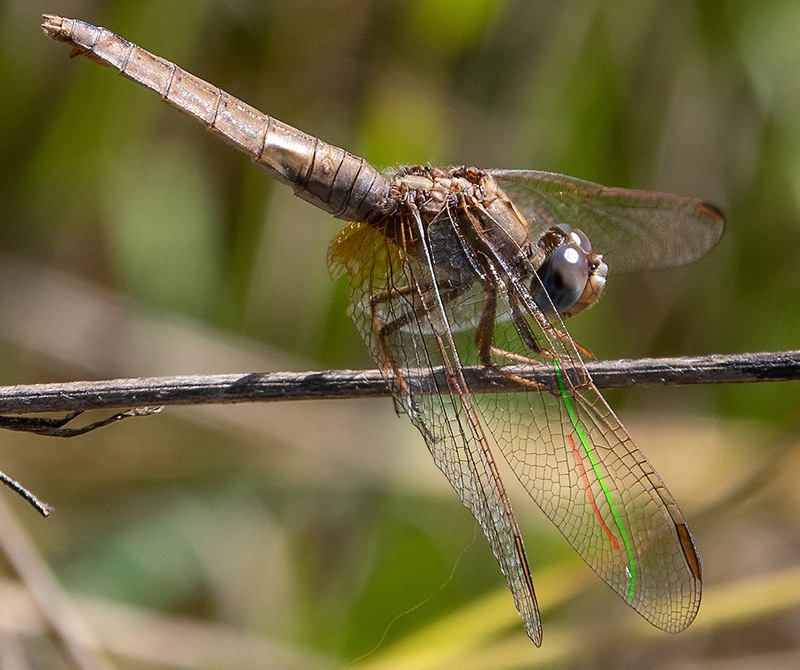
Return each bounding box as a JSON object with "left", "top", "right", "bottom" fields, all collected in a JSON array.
[{"left": 567, "top": 434, "right": 619, "bottom": 551}]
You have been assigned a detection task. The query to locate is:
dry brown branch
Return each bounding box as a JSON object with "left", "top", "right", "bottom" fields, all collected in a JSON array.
[
  {"left": 1, "top": 350, "right": 796, "bottom": 516},
  {"left": 0, "top": 351, "right": 796, "bottom": 417}
]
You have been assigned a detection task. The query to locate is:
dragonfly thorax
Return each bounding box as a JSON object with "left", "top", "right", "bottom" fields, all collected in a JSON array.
[
  {"left": 390, "top": 166, "right": 531, "bottom": 248},
  {"left": 385, "top": 166, "right": 608, "bottom": 321}
]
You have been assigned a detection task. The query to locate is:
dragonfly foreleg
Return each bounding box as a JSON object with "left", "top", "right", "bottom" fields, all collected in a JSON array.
[
  {"left": 506, "top": 273, "right": 596, "bottom": 363},
  {"left": 474, "top": 273, "right": 553, "bottom": 392}
]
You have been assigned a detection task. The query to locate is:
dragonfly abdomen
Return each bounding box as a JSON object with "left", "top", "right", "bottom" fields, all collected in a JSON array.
[{"left": 41, "top": 15, "right": 391, "bottom": 223}]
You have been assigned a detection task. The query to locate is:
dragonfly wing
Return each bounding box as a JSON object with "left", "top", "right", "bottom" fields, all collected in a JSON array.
[
  {"left": 329, "top": 199, "right": 702, "bottom": 639},
  {"left": 466, "top": 242, "right": 703, "bottom": 631},
  {"left": 490, "top": 169, "right": 724, "bottom": 272},
  {"left": 478, "top": 367, "right": 701, "bottom": 632},
  {"left": 329, "top": 219, "right": 543, "bottom": 645}
]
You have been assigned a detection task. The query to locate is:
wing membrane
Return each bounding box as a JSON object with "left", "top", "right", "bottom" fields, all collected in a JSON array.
[
  {"left": 490, "top": 169, "right": 724, "bottom": 272},
  {"left": 472, "top": 224, "right": 702, "bottom": 631},
  {"left": 329, "top": 194, "right": 702, "bottom": 642},
  {"left": 329, "top": 218, "right": 543, "bottom": 645},
  {"left": 477, "top": 366, "right": 701, "bottom": 631}
]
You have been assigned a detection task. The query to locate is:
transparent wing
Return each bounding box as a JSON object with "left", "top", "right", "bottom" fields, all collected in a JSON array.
[
  {"left": 490, "top": 169, "right": 724, "bottom": 272},
  {"left": 477, "top": 356, "right": 702, "bottom": 631},
  {"left": 462, "top": 213, "right": 703, "bottom": 632},
  {"left": 329, "top": 218, "right": 543, "bottom": 645},
  {"left": 329, "top": 204, "right": 702, "bottom": 641}
]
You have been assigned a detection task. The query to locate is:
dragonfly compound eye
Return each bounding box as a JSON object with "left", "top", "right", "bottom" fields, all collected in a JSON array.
[{"left": 533, "top": 242, "right": 589, "bottom": 317}]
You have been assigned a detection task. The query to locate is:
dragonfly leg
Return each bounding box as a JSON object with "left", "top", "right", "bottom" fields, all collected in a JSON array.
[
  {"left": 476, "top": 266, "right": 548, "bottom": 361},
  {"left": 506, "top": 278, "right": 596, "bottom": 364},
  {"left": 474, "top": 278, "right": 553, "bottom": 393},
  {"left": 475, "top": 267, "right": 596, "bottom": 392},
  {"left": 461, "top": 199, "right": 596, "bottom": 363},
  {"left": 369, "top": 284, "right": 419, "bottom": 334},
  {"left": 368, "top": 284, "right": 416, "bottom": 396},
  {"left": 369, "top": 279, "right": 471, "bottom": 395}
]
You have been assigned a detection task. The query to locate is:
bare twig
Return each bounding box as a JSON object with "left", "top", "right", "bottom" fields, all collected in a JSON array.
[
  {"left": 0, "top": 409, "right": 162, "bottom": 516},
  {"left": 0, "top": 351, "right": 795, "bottom": 417},
  {"left": 0, "top": 408, "right": 162, "bottom": 437},
  {"left": 0, "top": 351, "right": 796, "bottom": 515},
  {"left": 0, "top": 473, "right": 50, "bottom": 518}
]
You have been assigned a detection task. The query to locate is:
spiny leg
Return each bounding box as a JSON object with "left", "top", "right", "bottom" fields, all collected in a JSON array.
[
  {"left": 458, "top": 198, "right": 595, "bottom": 365},
  {"left": 369, "top": 278, "right": 472, "bottom": 395},
  {"left": 474, "top": 271, "right": 552, "bottom": 393}
]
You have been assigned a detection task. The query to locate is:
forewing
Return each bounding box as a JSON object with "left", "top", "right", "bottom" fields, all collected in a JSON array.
[
  {"left": 329, "top": 219, "right": 543, "bottom": 645},
  {"left": 490, "top": 169, "right": 724, "bottom": 272},
  {"left": 471, "top": 242, "right": 702, "bottom": 632}
]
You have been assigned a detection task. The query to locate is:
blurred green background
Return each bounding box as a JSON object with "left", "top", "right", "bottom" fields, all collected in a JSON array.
[{"left": 1, "top": 0, "right": 800, "bottom": 667}]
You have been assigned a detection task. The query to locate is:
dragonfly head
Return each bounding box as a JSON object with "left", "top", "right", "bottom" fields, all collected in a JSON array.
[{"left": 532, "top": 224, "right": 607, "bottom": 319}]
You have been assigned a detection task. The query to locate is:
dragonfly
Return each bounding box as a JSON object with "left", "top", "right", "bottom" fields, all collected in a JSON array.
[{"left": 43, "top": 15, "right": 723, "bottom": 646}]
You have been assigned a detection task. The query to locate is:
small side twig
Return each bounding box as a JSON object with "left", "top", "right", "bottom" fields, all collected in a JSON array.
[
  {"left": 0, "top": 408, "right": 161, "bottom": 516},
  {"left": 0, "top": 407, "right": 162, "bottom": 437},
  {"left": 0, "top": 473, "right": 50, "bottom": 518}
]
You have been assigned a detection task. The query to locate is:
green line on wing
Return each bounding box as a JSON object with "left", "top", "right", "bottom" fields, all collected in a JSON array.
[{"left": 553, "top": 359, "right": 636, "bottom": 601}]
